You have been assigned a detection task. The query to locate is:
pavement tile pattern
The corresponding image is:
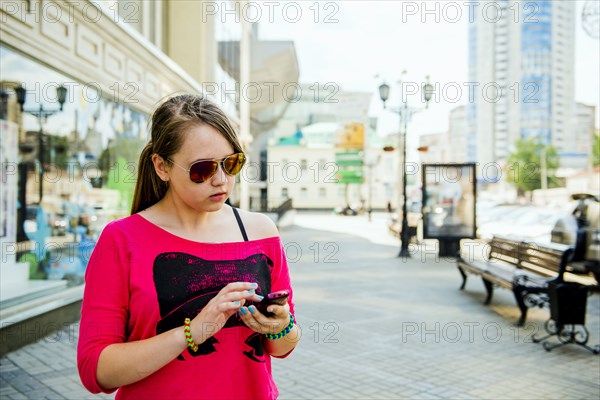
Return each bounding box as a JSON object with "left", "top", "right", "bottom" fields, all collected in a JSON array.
[{"left": 1, "top": 213, "right": 599, "bottom": 399}]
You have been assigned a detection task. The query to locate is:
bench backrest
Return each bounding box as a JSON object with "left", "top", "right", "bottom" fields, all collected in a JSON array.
[
  {"left": 519, "top": 241, "right": 573, "bottom": 280},
  {"left": 489, "top": 236, "right": 573, "bottom": 279},
  {"left": 488, "top": 237, "right": 521, "bottom": 266},
  {"left": 519, "top": 243, "right": 566, "bottom": 277}
]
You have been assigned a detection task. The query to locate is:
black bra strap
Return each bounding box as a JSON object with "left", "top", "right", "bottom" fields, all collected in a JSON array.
[{"left": 232, "top": 207, "right": 249, "bottom": 242}]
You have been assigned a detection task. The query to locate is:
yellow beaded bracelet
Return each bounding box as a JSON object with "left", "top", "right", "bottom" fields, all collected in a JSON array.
[{"left": 184, "top": 318, "right": 199, "bottom": 352}]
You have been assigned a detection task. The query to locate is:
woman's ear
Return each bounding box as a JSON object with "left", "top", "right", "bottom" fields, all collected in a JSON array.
[{"left": 152, "top": 154, "right": 170, "bottom": 182}]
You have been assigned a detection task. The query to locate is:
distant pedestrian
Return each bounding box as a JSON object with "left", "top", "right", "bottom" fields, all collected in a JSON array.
[{"left": 77, "top": 94, "right": 299, "bottom": 399}]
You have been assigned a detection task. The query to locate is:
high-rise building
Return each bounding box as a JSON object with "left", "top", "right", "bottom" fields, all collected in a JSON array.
[
  {"left": 448, "top": 105, "right": 469, "bottom": 163},
  {"left": 419, "top": 106, "right": 468, "bottom": 164},
  {"left": 572, "top": 102, "right": 597, "bottom": 169},
  {"left": 418, "top": 132, "right": 450, "bottom": 164},
  {"left": 468, "top": 0, "right": 576, "bottom": 175}
]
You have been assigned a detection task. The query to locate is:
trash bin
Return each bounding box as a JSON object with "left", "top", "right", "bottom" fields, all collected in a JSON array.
[{"left": 548, "top": 280, "right": 588, "bottom": 326}]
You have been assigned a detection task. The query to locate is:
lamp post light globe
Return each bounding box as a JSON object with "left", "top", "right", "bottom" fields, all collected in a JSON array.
[
  {"left": 378, "top": 75, "right": 433, "bottom": 258},
  {"left": 423, "top": 76, "right": 434, "bottom": 106},
  {"left": 16, "top": 84, "right": 67, "bottom": 112},
  {"left": 15, "top": 85, "right": 26, "bottom": 108},
  {"left": 56, "top": 85, "right": 68, "bottom": 110},
  {"left": 378, "top": 82, "right": 390, "bottom": 107}
]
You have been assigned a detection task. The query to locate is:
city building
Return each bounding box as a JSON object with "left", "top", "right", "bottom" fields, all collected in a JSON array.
[
  {"left": 565, "top": 102, "right": 597, "bottom": 170},
  {"left": 250, "top": 85, "right": 374, "bottom": 211},
  {"left": 267, "top": 122, "right": 391, "bottom": 210},
  {"left": 468, "top": 0, "right": 576, "bottom": 177},
  {"left": 447, "top": 105, "right": 470, "bottom": 163},
  {"left": 419, "top": 105, "right": 469, "bottom": 165},
  {"left": 418, "top": 132, "right": 450, "bottom": 165},
  {"left": 419, "top": 105, "right": 475, "bottom": 164}
]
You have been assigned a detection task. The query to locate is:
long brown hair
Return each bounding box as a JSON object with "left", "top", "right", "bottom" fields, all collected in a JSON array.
[{"left": 131, "top": 94, "right": 243, "bottom": 214}]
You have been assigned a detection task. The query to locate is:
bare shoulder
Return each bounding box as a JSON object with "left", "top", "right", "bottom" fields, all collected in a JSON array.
[{"left": 234, "top": 208, "right": 280, "bottom": 240}]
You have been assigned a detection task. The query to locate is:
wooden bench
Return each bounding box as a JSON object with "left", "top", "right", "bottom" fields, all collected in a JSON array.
[
  {"left": 387, "top": 218, "right": 418, "bottom": 243},
  {"left": 457, "top": 236, "right": 574, "bottom": 326}
]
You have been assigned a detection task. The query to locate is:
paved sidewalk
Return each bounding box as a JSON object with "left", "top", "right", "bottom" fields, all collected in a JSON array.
[{"left": 1, "top": 212, "right": 599, "bottom": 399}]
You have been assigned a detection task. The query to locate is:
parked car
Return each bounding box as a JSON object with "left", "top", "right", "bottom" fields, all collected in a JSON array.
[
  {"left": 477, "top": 205, "right": 561, "bottom": 243},
  {"left": 335, "top": 205, "right": 359, "bottom": 216}
]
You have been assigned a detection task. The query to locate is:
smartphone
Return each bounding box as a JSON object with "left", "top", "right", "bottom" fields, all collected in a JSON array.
[{"left": 256, "top": 290, "right": 289, "bottom": 314}]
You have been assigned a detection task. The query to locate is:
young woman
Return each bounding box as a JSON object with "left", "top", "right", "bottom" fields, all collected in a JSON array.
[{"left": 77, "top": 94, "right": 299, "bottom": 399}]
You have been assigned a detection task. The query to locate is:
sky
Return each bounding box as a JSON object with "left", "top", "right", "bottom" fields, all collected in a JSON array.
[{"left": 257, "top": 0, "right": 600, "bottom": 152}]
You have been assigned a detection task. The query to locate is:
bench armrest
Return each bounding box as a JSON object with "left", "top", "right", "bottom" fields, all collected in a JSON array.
[{"left": 550, "top": 247, "right": 575, "bottom": 283}]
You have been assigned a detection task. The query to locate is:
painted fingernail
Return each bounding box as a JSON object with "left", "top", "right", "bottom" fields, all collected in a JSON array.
[
  {"left": 233, "top": 301, "right": 240, "bottom": 306},
  {"left": 237, "top": 309, "right": 243, "bottom": 315},
  {"left": 250, "top": 283, "right": 258, "bottom": 288},
  {"left": 239, "top": 307, "right": 247, "bottom": 315},
  {"left": 255, "top": 295, "right": 264, "bottom": 301},
  {"left": 247, "top": 289, "right": 255, "bottom": 294},
  {"left": 249, "top": 306, "right": 256, "bottom": 314}
]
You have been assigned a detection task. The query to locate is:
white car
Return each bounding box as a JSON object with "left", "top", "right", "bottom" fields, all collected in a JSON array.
[{"left": 478, "top": 206, "right": 561, "bottom": 243}]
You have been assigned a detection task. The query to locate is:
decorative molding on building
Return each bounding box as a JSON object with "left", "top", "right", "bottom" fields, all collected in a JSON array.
[{"left": 0, "top": 0, "right": 205, "bottom": 114}]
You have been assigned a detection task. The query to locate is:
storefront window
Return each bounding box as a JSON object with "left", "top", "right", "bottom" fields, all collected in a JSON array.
[{"left": 1, "top": 45, "right": 148, "bottom": 284}]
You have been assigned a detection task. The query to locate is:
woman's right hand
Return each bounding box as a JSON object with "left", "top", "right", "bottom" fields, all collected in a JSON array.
[{"left": 189, "top": 282, "right": 263, "bottom": 344}]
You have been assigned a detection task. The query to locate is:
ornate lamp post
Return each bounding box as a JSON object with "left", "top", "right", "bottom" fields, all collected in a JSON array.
[
  {"left": 378, "top": 75, "right": 434, "bottom": 257},
  {"left": 15, "top": 84, "right": 67, "bottom": 204},
  {"left": 366, "top": 154, "right": 381, "bottom": 222}
]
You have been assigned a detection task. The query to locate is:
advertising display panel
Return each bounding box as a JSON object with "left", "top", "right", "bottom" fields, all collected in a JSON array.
[{"left": 422, "top": 163, "right": 477, "bottom": 240}]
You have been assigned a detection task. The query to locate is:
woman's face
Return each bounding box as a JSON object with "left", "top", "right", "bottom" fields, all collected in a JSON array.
[{"left": 166, "top": 123, "right": 238, "bottom": 212}]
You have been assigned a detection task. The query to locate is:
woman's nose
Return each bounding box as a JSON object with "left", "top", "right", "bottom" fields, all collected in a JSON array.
[{"left": 212, "top": 163, "right": 227, "bottom": 185}]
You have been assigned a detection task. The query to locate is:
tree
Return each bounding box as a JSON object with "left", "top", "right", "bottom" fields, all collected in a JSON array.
[
  {"left": 106, "top": 156, "right": 136, "bottom": 212},
  {"left": 98, "top": 137, "right": 144, "bottom": 187},
  {"left": 100, "top": 138, "right": 144, "bottom": 211},
  {"left": 593, "top": 132, "right": 600, "bottom": 167},
  {"left": 505, "top": 138, "right": 560, "bottom": 197}
]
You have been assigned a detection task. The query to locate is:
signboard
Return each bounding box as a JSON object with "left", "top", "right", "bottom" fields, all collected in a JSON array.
[
  {"left": 334, "top": 122, "right": 365, "bottom": 149},
  {"left": 335, "top": 169, "right": 364, "bottom": 184},
  {"left": 335, "top": 150, "right": 364, "bottom": 167},
  {"left": 422, "top": 163, "right": 477, "bottom": 239},
  {"left": 335, "top": 150, "right": 364, "bottom": 184}
]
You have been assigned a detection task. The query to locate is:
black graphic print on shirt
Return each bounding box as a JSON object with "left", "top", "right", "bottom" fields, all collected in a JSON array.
[{"left": 153, "top": 252, "right": 273, "bottom": 361}]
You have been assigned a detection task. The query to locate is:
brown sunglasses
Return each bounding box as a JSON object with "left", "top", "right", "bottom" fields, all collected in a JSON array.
[{"left": 168, "top": 153, "right": 246, "bottom": 183}]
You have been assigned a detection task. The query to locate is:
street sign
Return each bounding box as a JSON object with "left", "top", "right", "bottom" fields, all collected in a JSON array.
[
  {"left": 335, "top": 151, "right": 363, "bottom": 167},
  {"left": 336, "top": 169, "right": 364, "bottom": 184}
]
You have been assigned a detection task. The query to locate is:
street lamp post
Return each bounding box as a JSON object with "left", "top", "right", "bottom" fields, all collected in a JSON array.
[
  {"left": 379, "top": 75, "right": 434, "bottom": 257},
  {"left": 366, "top": 154, "right": 381, "bottom": 222},
  {"left": 15, "top": 84, "right": 67, "bottom": 204}
]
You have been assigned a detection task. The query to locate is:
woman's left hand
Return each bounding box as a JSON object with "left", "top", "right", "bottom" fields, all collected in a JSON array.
[{"left": 237, "top": 302, "right": 291, "bottom": 335}]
